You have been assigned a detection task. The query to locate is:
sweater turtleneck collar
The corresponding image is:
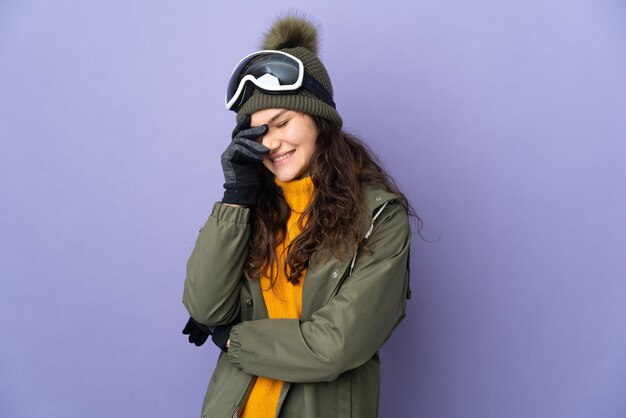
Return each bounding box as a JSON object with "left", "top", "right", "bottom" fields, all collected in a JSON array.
[{"left": 275, "top": 176, "right": 315, "bottom": 214}]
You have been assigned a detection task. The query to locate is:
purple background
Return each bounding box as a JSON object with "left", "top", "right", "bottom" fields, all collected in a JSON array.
[{"left": 1, "top": 1, "right": 625, "bottom": 417}]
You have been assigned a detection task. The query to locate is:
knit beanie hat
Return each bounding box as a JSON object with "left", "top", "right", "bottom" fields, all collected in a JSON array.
[{"left": 233, "top": 16, "right": 343, "bottom": 127}]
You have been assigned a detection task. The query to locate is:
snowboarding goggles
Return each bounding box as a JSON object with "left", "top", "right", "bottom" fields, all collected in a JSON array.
[{"left": 225, "top": 50, "right": 335, "bottom": 111}]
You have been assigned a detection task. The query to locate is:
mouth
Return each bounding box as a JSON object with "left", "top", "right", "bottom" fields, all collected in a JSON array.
[{"left": 270, "top": 150, "right": 295, "bottom": 163}]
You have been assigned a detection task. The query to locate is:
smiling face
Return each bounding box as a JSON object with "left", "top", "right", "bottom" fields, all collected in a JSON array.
[{"left": 250, "top": 109, "right": 318, "bottom": 183}]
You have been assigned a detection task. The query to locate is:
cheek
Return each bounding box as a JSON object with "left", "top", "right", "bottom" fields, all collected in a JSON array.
[{"left": 304, "top": 134, "right": 317, "bottom": 157}]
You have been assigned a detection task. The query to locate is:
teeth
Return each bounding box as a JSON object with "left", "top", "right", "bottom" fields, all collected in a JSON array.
[{"left": 272, "top": 150, "right": 294, "bottom": 162}]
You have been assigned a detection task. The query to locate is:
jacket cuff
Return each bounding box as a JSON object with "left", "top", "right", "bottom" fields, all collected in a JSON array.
[
  {"left": 211, "top": 202, "right": 250, "bottom": 225},
  {"left": 226, "top": 324, "right": 243, "bottom": 367}
]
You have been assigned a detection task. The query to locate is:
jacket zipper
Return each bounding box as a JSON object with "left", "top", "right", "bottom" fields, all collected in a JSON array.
[{"left": 231, "top": 376, "right": 256, "bottom": 418}]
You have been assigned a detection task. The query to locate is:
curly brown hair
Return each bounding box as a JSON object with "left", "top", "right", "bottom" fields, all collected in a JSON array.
[{"left": 244, "top": 116, "right": 418, "bottom": 286}]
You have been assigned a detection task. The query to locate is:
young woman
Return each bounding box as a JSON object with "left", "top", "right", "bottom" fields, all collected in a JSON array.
[{"left": 183, "top": 16, "right": 416, "bottom": 418}]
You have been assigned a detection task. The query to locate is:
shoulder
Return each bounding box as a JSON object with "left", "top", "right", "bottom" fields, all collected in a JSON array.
[
  {"left": 363, "top": 183, "right": 400, "bottom": 213},
  {"left": 361, "top": 183, "right": 411, "bottom": 240},
  {"left": 362, "top": 183, "right": 408, "bottom": 222}
]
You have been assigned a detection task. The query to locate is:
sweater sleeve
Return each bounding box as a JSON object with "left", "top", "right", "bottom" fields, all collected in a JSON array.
[
  {"left": 226, "top": 202, "right": 411, "bottom": 383},
  {"left": 182, "top": 202, "right": 250, "bottom": 326}
]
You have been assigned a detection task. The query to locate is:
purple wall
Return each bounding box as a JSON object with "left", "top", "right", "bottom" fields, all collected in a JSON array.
[{"left": 1, "top": 1, "right": 625, "bottom": 417}]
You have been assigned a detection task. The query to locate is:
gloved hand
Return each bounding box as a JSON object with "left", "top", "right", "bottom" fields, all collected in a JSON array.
[
  {"left": 221, "top": 114, "right": 269, "bottom": 205},
  {"left": 210, "top": 323, "right": 236, "bottom": 353},
  {"left": 182, "top": 317, "right": 213, "bottom": 346},
  {"left": 182, "top": 317, "right": 238, "bottom": 352}
]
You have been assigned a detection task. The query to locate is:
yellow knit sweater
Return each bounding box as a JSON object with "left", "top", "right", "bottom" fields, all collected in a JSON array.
[{"left": 239, "top": 176, "right": 314, "bottom": 418}]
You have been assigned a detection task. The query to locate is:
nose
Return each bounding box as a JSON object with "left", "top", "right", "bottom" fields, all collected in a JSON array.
[{"left": 261, "top": 127, "right": 281, "bottom": 152}]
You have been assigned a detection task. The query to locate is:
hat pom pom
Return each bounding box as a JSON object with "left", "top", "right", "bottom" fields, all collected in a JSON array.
[{"left": 261, "top": 15, "right": 319, "bottom": 54}]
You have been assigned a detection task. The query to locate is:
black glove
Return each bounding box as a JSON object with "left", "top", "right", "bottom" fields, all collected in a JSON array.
[
  {"left": 182, "top": 317, "right": 238, "bottom": 352},
  {"left": 182, "top": 317, "right": 213, "bottom": 346},
  {"left": 211, "top": 324, "right": 235, "bottom": 353},
  {"left": 221, "top": 115, "right": 269, "bottom": 205}
]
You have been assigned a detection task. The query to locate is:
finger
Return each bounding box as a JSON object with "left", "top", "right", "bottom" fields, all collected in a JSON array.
[
  {"left": 182, "top": 317, "right": 195, "bottom": 335},
  {"left": 190, "top": 329, "right": 207, "bottom": 346},
  {"left": 234, "top": 138, "right": 270, "bottom": 157},
  {"left": 231, "top": 143, "right": 266, "bottom": 162},
  {"left": 236, "top": 124, "right": 268, "bottom": 141},
  {"left": 231, "top": 114, "right": 251, "bottom": 140},
  {"left": 196, "top": 333, "right": 209, "bottom": 346}
]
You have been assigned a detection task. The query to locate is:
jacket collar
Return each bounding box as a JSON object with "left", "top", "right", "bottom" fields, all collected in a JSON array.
[{"left": 363, "top": 183, "right": 399, "bottom": 213}]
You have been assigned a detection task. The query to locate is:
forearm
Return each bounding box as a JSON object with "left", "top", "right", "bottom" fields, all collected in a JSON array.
[
  {"left": 183, "top": 202, "right": 251, "bottom": 325},
  {"left": 227, "top": 282, "right": 406, "bottom": 383}
]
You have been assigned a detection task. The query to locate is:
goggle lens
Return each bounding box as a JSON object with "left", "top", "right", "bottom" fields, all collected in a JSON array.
[{"left": 226, "top": 51, "right": 303, "bottom": 111}]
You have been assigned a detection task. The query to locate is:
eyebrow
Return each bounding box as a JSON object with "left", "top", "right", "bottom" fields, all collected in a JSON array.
[{"left": 268, "top": 109, "right": 289, "bottom": 124}]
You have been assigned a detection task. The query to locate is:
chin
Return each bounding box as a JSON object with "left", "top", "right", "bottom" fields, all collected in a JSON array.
[
  {"left": 271, "top": 168, "right": 305, "bottom": 183},
  {"left": 264, "top": 161, "right": 308, "bottom": 183},
  {"left": 274, "top": 173, "right": 296, "bottom": 183}
]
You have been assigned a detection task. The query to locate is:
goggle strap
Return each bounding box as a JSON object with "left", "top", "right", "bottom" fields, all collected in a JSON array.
[{"left": 301, "top": 72, "right": 336, "bottom": 109}]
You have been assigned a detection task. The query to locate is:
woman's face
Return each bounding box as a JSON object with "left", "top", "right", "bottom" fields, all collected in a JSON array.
[{"left": 250, "top": 109, "right": 318, "bottom": 183}]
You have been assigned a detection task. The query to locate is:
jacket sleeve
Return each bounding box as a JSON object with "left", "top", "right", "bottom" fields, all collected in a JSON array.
[
  {"left": 182, "top": 202, "right": 250, "bottom": 326},
  {"left": 226, "top": 202, "right": 411, "bottom": 383}
]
